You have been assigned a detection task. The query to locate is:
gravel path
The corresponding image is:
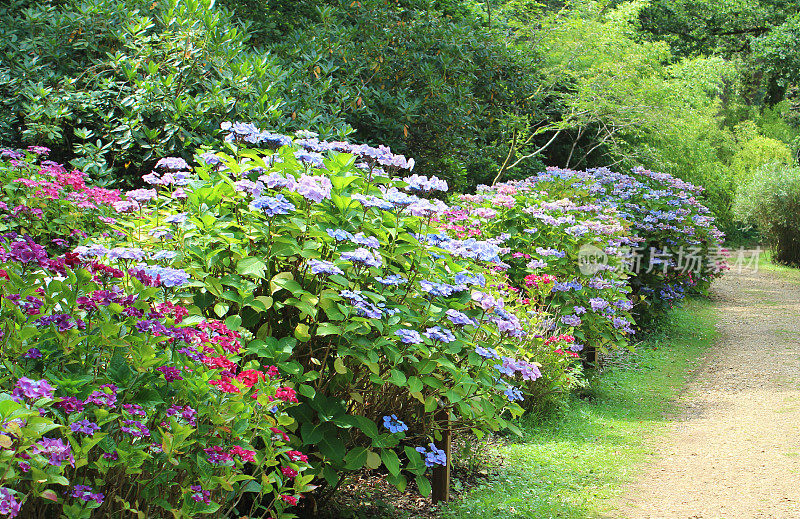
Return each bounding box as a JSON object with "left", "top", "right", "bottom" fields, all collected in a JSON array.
[{"left": 615, "top": 266, "right": 800, "bottom": 519}]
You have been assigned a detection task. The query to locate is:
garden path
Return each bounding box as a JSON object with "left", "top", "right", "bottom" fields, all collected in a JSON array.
[{"left": 615, "top": 266, "right": 800, "bottom": 519}]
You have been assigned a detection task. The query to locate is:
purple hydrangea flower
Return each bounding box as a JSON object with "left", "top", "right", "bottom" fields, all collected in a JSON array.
[
  {"left": 13, "top": 377, "right": 55, "bottom": 400},
  {"left": 71, "top": 485, "right": 104, "bottom": 504},
  {"left": 69, "top": 419, "right": 101, "bottom": 436},
  {"left": 0, "top": 488, "right": 21, "bottom": 518},
  {"left": 157, "top": 365, "right": 183, "bottom": 382},
  {"left": 190, "top": 485, "right": 211, "bottom": 504},
  {"left": 121, "top": 420, "right": 150, "bottom": 438},
  {"left": 21, "top": 348, "right": 42, "bottom": 359},
  {"left": 31, "top": 438, "right": 74, "bottom": 467}
]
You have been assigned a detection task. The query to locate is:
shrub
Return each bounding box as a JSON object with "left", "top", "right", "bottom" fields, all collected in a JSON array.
[
  {"left": 0, "top": 169, "right": 313, "bottom": 516},
  {"left": 0, "top": 127, "right": 724, "bottom": 514},
  {"left": 734, "top": 162, "right": 800, "bottom": 265}
]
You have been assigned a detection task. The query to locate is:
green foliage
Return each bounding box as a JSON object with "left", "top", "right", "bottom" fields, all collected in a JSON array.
[{"left": 734, "top": 162, "right": 800, "bottom": 265}]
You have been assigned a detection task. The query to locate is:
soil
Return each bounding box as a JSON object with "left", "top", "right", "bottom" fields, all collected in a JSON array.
[{"left": 614, "top": 266, "right": 800, "bottom": 518}]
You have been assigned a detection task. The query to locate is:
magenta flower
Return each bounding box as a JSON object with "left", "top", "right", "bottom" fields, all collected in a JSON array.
[
  {"left": 13, "top": 377, "right": 54, "bottom": 400},
  {"left": 31, "top": 438, "right": 74, "bottom": 467}
]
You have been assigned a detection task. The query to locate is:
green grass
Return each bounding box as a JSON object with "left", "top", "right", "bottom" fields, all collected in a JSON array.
[
  {"left": 441, "top": 298, "right": 718, "bottom": 519},
  {"left": 756, "top": 249, "right": 800, "bottom": 281}
]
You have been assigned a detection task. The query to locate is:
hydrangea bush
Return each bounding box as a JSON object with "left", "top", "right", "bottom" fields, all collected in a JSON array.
[{"left": 0, "top": 127, "right": 724, "bottom": 516}]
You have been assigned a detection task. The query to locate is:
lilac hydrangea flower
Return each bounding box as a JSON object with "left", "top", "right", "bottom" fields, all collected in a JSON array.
[
  {"left": 126, "top": 189, "right": 157, "bottom": 202},
  {"left": 155, "top": 157, "right": 190, "bottom": 171},
  {"left": 352, "top": 232, "right": 380, "bottom": 249},
  {"left": 341, "top": 248, "right": 382, "bottom": 268},
  {"left": 402, "top": 174, "right": 448, "bottom": 192},
  {"left": 395, "top": 329, "right": 423, "bottom": 344},
  {"left": 446, "top": 309, "right": 477, "bottom": 327},
  {"left": 561, "top": 314, "right": 582, "bottom": 327},
  {"left": 307, "top": 259, "right": 344, "bottom": 276},
  {"left": 589, "top": 298, "right": 609, "bottom": 311},
  {"left": 294, "top": 174, "right": 332, "bottom": 203},
  {"left": 424, "top": 326, "right": 456, "bottom": 343}
]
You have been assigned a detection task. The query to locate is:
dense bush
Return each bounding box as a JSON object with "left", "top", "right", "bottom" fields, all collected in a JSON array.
[
  {"left": 734, "top": 162, "right": 800, "bottom": 265},
  {"left": 0, "top": 149, "right": 313, "bottom": 518},
  {"left": 0, "top": 125, "right": 724, "bottom": 516}
]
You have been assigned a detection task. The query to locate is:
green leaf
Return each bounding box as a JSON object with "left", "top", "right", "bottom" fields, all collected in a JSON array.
[
  {"left": 389, "top": 369, "right": 407, "bottom": 387},
  {"left": 416, "top": 475, "right": 432, "bottom": 497},
  {"left": 365, "top": 450, "right": 382, "bottom": 469},
  {"left": 237, "top": 257, "right": 267, "bottom": 278},
  {"left": 344, "top": 447, "right": 368, "bottom": 470},
  {"left": 333, "top": 357, "right": 347, "bottom": 374},
  {"left": 380, "top": 449, "right": 401, "bottom": 476}
]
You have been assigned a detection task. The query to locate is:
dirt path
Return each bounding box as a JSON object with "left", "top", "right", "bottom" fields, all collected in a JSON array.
[{"left": 615, "top": 266, "right": 800, "bottom": 519}]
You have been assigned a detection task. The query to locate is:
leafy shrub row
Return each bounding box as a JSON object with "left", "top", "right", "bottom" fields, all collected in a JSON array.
[
  {"left": 0, "top": 126, "right": 723, "bottom": 516},
  {"left": 734, "top": 163, "right": 800, "bottom": 265}
]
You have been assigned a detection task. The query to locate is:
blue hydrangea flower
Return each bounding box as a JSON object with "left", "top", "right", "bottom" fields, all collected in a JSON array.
[
  {"left": 420, "top": 281, "right": 463, "bottom": 297},
  {"left": 415, "top": 443, "right": 447, "bottom": 467},
  {"left": 382, "top": 415, "right": 409, "bottom": 433},
  {"left": 250, "top": 194, "right": 295, "bottom": 217},
  {"left": 375, "top": 274, "right": 407, "bottom": 286},
  {"left": 503, "top": 385, "right": 524, "bottom": 402},
  {"left": 136, "top": 265, "right": 190, "bottom": 288},
  {"left": 424, "top": 326, "right": 456, "bottom": 343},
  {"left": 454, "top": 271, "right": 485, "bottom": 287},
  {"left": 395, "top": 329, "right": 423, "bottom": 344},
  {"left": 561, "top": 314, "right": 582, "bottom": 327},
  {"left": 327, "top": 228, "right": 355, "bottom": 242},
  {"left": 475, "top": 345, "right": 499, "bottom": 359},
  {"left": 352, "top": 232, "right": 380, "bottom": 249}
]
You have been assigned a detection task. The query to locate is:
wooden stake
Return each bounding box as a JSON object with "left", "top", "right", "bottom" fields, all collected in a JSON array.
[{"left": 431, "top": 407, "right": 451, "bottom": 504}]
